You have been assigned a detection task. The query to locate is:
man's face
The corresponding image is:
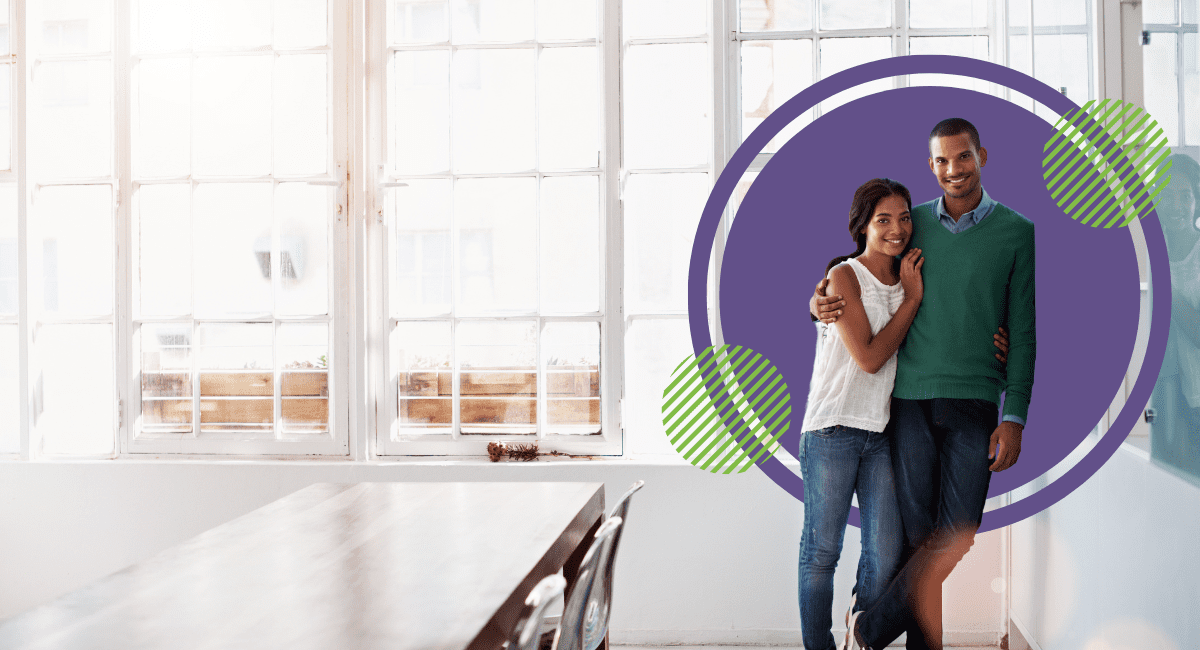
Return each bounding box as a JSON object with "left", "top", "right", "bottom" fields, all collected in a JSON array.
[{"left": 929, "top": 133, "right": 987, "bottom": 200}]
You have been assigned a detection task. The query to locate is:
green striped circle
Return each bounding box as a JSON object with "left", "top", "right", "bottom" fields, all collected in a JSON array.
[
  {"left": 1042, "top": 99, "right": 1172, "bottom": 228},
  {"left": 661, "top": 345, "right": 789, "bottom": 474}
]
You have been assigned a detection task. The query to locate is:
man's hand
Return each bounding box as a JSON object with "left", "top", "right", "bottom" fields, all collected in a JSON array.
[
  {"left": 988, "top": 421, "right": 1023, "bottom": 472},
  {"left": 810, "top": 278, "right": 846, "bottom": 325},
  {"left": 994, "top": 326, "right": 1009, "bottom": 365}
]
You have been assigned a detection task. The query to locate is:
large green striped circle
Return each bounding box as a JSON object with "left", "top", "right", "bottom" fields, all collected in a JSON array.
[
  {"left": 1042, "top": 99, "right": 1172, "bottom": 228},
  {"left": 661, "top": 345, "right": 789, "bottom": 474}
]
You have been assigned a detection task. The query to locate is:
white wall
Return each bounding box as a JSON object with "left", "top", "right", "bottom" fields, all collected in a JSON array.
[
  {"left": 1010, "top": 445, "right": 1200, "bottom": 650},
  {"left": 0, "top": 459, "right": 1004, "bottom": 645}
]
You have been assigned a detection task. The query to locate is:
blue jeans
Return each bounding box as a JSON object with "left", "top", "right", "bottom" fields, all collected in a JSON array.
[
  {"left": 798, "top": 424, "right": 902, "bottom": 650},
  {"left": 855, "top": 398, "right": 997, "bottom": 650}
]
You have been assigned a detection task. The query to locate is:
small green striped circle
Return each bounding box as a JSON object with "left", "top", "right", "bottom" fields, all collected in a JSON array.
[
  {"left": 1042, "top": 99, "right": 1172, "bottom": 228},
  {"left": 661, "top": 345, "right": 789, "bottom": 474}
]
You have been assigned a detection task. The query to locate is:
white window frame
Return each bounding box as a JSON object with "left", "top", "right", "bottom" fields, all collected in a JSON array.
[
  {"left": 1142, "top": 0, "right": 1199, "bottom": 158},
  {"left": 6, "top": 0, "right": 355, "bottom": 459},
  {"left": 365, "top": 0, "right": 623, "bottom": 456},
  {"left": 0, "top": 0, "right": 1119, "bottom": 460}
]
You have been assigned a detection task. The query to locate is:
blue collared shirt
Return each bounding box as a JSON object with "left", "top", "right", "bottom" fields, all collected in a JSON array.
[
  {"left": 935, "top": 187, "right": 996, "bottom": 234},
  {"left": 933, "top": 187, "right": 1026, "bottom": 428}
]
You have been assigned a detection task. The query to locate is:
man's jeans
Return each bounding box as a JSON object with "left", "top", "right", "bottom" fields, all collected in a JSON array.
[
  {"left": 798, "top": 424, "right": 902, "bottom": 650},
  {"left": 856, "top": 398, "right": 997, "bottom": 650}
]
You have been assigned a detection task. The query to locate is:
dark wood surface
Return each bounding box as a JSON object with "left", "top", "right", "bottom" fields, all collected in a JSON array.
[{"left": 0, "top": 482, "right": 605, "bottom": 650}]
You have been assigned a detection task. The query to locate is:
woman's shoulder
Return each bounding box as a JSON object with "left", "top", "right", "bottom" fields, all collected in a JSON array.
[{"left": 827, "top": 262, "right": 862, "bottom": 296}]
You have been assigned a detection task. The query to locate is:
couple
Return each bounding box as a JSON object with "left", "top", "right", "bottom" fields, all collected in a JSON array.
[{"left": 797, "top": 118, "right": 1036, "bottom": 650}]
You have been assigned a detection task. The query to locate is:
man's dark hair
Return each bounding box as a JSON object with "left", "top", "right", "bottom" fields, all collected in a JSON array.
[{"left": 929, "top": 117, "right": 981, "bottom": 152}]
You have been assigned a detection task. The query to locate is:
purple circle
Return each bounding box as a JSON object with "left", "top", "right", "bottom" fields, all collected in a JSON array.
[{"left": 689, "top": 56, "right": 1171, "bottom": 532}]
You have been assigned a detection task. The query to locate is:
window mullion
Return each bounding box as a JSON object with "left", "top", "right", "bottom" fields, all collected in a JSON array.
[
  {"left": 115, "top": 0, "right": 133, "bottom": 456},
  {"left": 15, "top": 0, "right": 31, "bottom": 459},
  {"left": 603, "top": 0, "right": 623, "bottom": 448}
]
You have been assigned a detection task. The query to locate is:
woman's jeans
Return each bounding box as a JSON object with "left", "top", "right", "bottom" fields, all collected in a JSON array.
[{"left": 798, "top": 424, "right": 902, "bottom": 650}]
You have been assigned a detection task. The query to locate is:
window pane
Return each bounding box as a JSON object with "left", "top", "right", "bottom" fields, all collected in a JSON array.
[
  {"left": 31, "top": 59, "right": 112, "bottom": 179},
  {"left": 274, "top": 0, "right": 328, "bottom": 49},
  {"left": 197, "top": 323, "right": 273, "bottom": 434},
  {"left": 538, "top": 0, "right": 596, "bottom": 40},
  {"left": 1143, "top": 0, "right": 1175, "bottom": 23},
  {"left": 0, "top": 185, "right": 15, "bottom": 315},
  {"left": 392, "top": 180, "right": 452, "bottom": 316},
  {"left": 1185, "top": 33, "right": 1198, "bottom": 147},
  {"left": 193, "top": 55, "right": 272, "bottom": 176},
  {"left": 1033, "top": 34, "right": 1091, "bottom": 120},
  {"left": 624, "top": 0, "right": 706, "bottom": 39},
  {"left": 1033, "top": 0, "right": 1086, "bottom": 26},
  {"left": 819, "top": 37, "right": 892, "bottom": 114},
  {"left": 136, "top": 184, "right": 191, "bottom": 317},
  {"left": 624, "top": 173, "right": 709, "bottom": 314},
  {"left": 391, "top": 50, "right": 450, "bottom": 175},
  {"left": 740, "top": 0, "right": 812, "bottom": 32},
  {"left": 539, "top": 46, "right": 599, "bottom": 170},
  {"left": 275, "top": 183, "right": 330, "bottom": 317},
  {"left": 541, "top": 175, "right": 600, "bottom": 313},
  {"left": 279, "top": 323, "right": 328, "bottom": 434},
  {"left": 625, "top": 319, "right": 692, "bottom": 455},
  {"left": 741, "top": 39, "right": 813, "bottom": 153},
  {"left": 0, "top": 324, "right": 16, "bottom": 453},
  {"left": 625, "top": 43, "right": 709, "bottom": 168},
  {"left": 136, "top": 0, "right": 191, "bottom": 53},
  {"left": 38, "top": 185, "right": 113, "bottom": 317},
  {"left": 194, "top": 0, "right": 271, "bottom": 50},
  {"left": 140, "top": 322, "right": 193, "bottom": 434},
  {"left": 451, "top": 0, "right": 534, "bottom": 43},
  {"left": 1144, "top": 33, "right": 1180, "bottom": 145},
  {"left": 452, "top": 48, "right": 535, "bottom": 173},
  {"left": 543, "top": 321, "right": 599, "bottom": 435},
  {"left": 909, "top": 36, "right": 991, "bottom": 95},
  {"left": 33, "top": 0, "right": 112, "bottom": 54},
  {"left": 136, "top": 57, "right": 190, "bottom": 178},
  {"left": 819, "top": 0, "right": 889, "bottom": 29},
  {"left": 393, "top": 321, "right": 452, "bottom": 433},
  {"left": 0, "top": 64, "right": 10, "bottom": 170},
  {"left": 38, "top": 324, "right": 114, "bottom": 455},
  {"left": 909, "top": 0, "right": 987, "bottom": 28},
  {"left": 391, "top": 0, "right": 449, "bottom": 44},
  {"left": 0, "top": 0, "right": 10, "bottom": 55},
  {"left": 193, "top": 183, "right": 273, "bottom": 317},
  {"left": 455, "top": 177, "right": 536, "bottom": 313},
  {"left": 458, "top": 320, "right": 536, "bottom": 435},
  {"left": 275, "top": 54, "right": 328, "bottom": 175}
]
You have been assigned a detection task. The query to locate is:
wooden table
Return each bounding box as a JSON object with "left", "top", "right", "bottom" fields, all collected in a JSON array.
[{"left": 0, "top": 482, "right": 606, "bottom": 650}]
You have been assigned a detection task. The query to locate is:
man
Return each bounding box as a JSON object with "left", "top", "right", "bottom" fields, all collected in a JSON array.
[{"left": 810, "top": 118, "right": 1035, "bottom": 650}]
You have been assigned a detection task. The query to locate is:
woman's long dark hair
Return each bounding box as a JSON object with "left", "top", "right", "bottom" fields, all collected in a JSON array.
[{"left": 825, "top": 178, "right": 913, "bottom": 274}]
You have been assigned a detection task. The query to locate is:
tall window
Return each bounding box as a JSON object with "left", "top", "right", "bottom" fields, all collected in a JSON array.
[
  {"left": 377, "top": 0, "right": 613, "bottom": 454},
  {"left": 129, "top": 0, "right": 345, "bottom": 454},
  {"left": 1143, "top": 0, "right": 1199, "bottom": 158},
  {"left": 28, "top": 0, "right": 116, "bottom": 455}
]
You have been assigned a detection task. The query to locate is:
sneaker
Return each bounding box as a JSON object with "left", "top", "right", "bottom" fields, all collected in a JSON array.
[{"left": 843, "top": 610, "right": 867, "bottom": 650}]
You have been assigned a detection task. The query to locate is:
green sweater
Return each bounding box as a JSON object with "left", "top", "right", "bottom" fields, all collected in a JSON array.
[{"left": 892, "top": 199, "right": 1036, "bottom": 421}]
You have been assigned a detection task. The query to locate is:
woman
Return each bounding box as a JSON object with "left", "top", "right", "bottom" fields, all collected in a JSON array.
[
  {"left": 1151, "top": 153, "right": 1200, "bottom": 477},
  {"left": 797, "top": 178, "right": 921, "bottom": 650}
]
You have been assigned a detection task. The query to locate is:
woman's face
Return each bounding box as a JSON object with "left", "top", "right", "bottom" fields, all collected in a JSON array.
[
  {"left": 861, "top": 194, "right": 912, "bottom": 257},
  {"left": 1159, "top": 181, "right": 1198, "bottom": 238}
]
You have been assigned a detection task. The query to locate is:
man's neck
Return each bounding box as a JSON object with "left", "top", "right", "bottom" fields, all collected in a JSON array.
[{"left": 942, "top": 188, "right": 983, "bottom": 222}]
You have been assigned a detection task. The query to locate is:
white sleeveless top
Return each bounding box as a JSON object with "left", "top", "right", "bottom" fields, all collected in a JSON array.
[{"left": 801, "top": 258, "right": 906, "bottom": 433}]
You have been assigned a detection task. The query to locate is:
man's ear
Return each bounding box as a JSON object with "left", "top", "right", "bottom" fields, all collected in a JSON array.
[
  {"left": 978, "top": 146, "right": 988, "bottom": 167},
  {"left": 928, "top": 157, "right": 935, "bottom": 174}
]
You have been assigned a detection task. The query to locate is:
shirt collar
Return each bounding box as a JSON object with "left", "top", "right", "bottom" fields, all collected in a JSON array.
[{"left": 936, "top": 187, "right": 995, "bottom": 225}]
